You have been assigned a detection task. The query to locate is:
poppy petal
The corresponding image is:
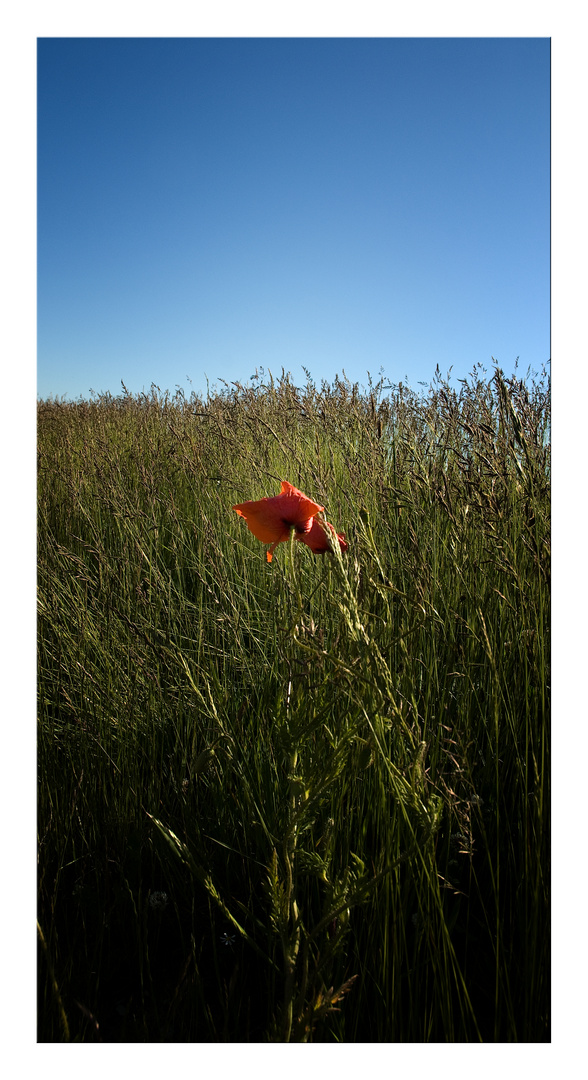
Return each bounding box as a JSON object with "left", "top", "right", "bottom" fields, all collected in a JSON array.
[
  {"left": 277, "top": 481, "right": 324, "bottom": 530},
  {"left": 296, "top": 519, "right": 348, "bottom": 555},
  {"left": 233, "top": 481, "right": 324, "bottom": 547}
]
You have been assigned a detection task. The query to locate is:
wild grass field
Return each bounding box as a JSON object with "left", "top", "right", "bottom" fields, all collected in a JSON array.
[{"left": 37, "top": 364, "right": 550, "bottom": 1042}]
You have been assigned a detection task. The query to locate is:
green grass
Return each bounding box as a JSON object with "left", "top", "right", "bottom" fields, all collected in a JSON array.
[{"left": 37, "top": 364, "right": 550, "bottom": 1041}]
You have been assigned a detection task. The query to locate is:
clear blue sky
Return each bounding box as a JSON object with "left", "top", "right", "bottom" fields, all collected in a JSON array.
[{"left": 37, "top": 37, "right": 550, "bottom": 401}]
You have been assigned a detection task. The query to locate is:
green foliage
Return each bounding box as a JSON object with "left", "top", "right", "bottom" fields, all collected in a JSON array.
[{"left": 38, "top": 364, "right": 550, "bottom": 1041}]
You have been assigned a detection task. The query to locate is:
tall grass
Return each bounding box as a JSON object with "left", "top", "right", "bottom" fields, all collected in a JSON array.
[{"left": 37, "top": 363, "right": 550, "bottom": 1041}]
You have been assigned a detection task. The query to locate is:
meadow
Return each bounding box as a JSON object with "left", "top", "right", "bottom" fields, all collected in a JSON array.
[{"left": 37, "top": 364, "right": 550, "bottom": 1042}]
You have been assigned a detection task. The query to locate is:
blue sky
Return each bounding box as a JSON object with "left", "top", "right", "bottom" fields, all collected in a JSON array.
[{"left": 38, "top": 37, "right": 550, "bottom": 400}]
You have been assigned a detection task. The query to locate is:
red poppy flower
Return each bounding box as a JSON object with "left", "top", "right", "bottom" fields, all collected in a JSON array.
[
  {"left": 296, "top": 518, "right": 348, "bottom": 555},
  {"left": 233, "top": 481, "right": 324, "bottom": 562}
]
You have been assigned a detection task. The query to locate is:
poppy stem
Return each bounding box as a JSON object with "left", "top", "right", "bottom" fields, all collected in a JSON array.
[
  {"left": 279, "top": 527, "right": 305, "bottom": 1041},
  {"left": 288, "top": 527, "right": 304, "bottom": 617}
]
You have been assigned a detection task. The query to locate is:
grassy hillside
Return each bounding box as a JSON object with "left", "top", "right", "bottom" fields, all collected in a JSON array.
[{"left": 37, "top": 364, "right": 550, "bottom": 1041}]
